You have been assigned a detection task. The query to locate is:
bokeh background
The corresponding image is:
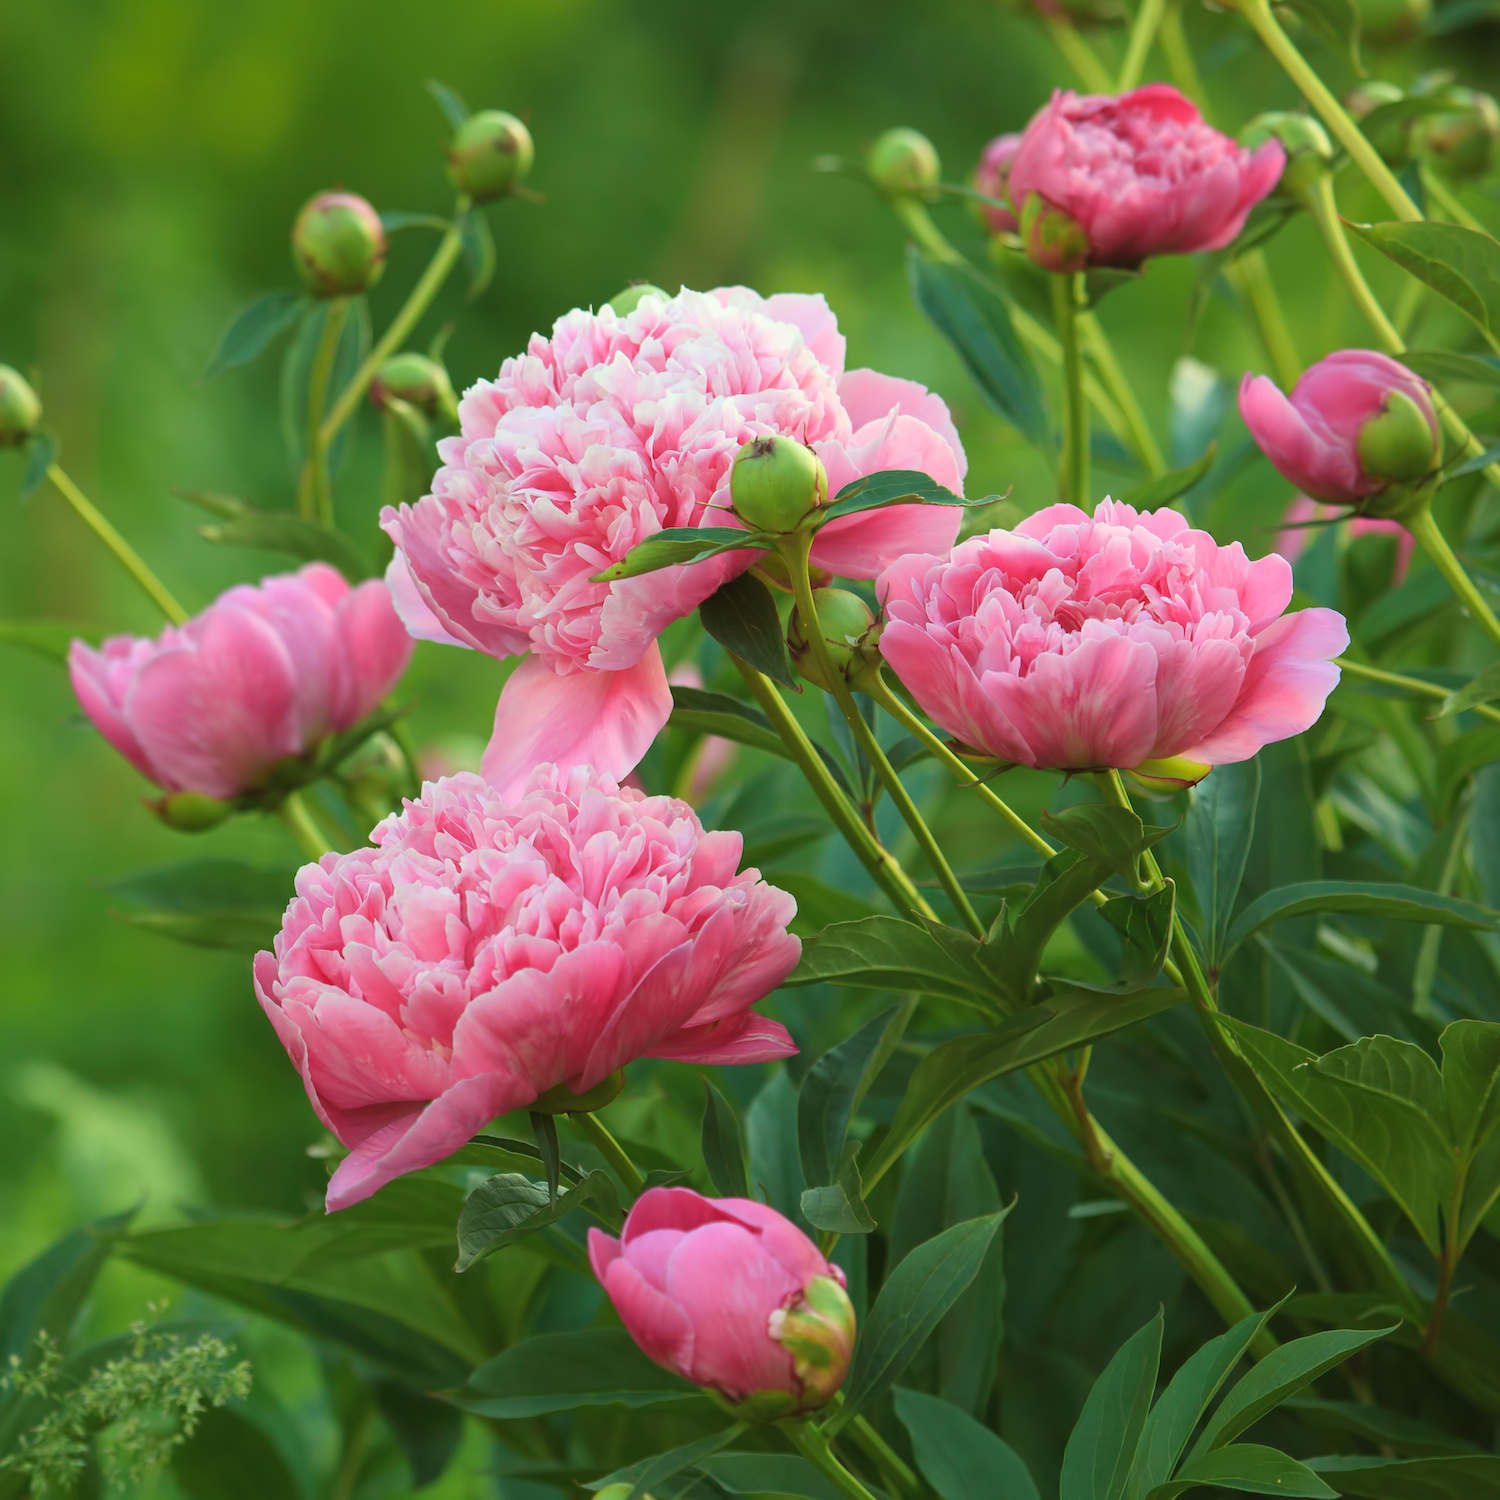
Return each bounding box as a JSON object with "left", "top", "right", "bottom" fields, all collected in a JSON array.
[{"left": 0, "top": 2, "right": 1490, "bottom": 1489}]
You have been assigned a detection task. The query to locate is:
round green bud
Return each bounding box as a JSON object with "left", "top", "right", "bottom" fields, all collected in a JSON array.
[
  {"left": 1358, "top": 388, "right": 1440, "bottom": 485},
  {"left": 150, "top": 791, "right": 235, "bottom": 832},
  {"left": 447, "top": 110, "right": 535, "bottom": 202},
  {"left": 1346, "top": 81, "right": 1406, "bottom": 119},
  {"left": 292, "top": 191, "right": 387, "bottom": 297},
  {"left": 866, "top": 128, "right": 941, "bottom": 197},
  {"left": 0, "top": 365, "right": 42, "bottom": 448},
  {"left": 729, "top": 435, "right": 827, "bottom": 533},
  {"left": 369, "top": 353, "right": 457, "bottom": 418},
  {"left": 1355, "top": 0, "right": 1430, "bottom": 46},
  {"left": 604, "top": 283, "right": 669, "bottom": 317},
  {"left": 789, "top": 589, "right": 878, "bottom": 693},
  {"left": 1020, "top": 193, "right": 1092, "bottom": 274},
  {"left": 1127, "top": 755, "right": 1212, "bottom": 794},
  {"left": 1344, "top": 81, "right": 1414, "bottom": 166},
  {"left": 1240, "top": 112, "right": 1334, "bottom": 206},
  {"left": 1423, "top": 88, "right": 1500, "bottom": 181}
]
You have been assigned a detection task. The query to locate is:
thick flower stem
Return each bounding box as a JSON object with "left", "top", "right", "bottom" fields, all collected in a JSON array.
[
  {"left": 317, "top": 197, "right": 471, "bottom": 449},
  {"left": 298, "top": 296, "right": 350, "bottom": 526},
  {"left": 1407, "top": 507, "right": 1500, "bottom": 653},
  {"left": 1335, "top": 656, "right": 1500, "bottom": 726},
  {"left": 1053, "top": 273, "right": 1090, "bottom": 507},
  {"left": 1235, "top": 0, "right": 1422, "bottom": 223},
  {"left": 731, "top": 655, "right": 939, "bottom": 922},
  {"left": 47, "top": 465, "right": 188, "bottom": 626},
  {"left": 573, "top": 1112, "right": 647, "bottom": 1200},
  {"left": 278, "top": 790, "right": 338, "bottom": 860},
  {"left": 783, "top": 1420, "right": 881, "bottom": 1500},
  {"left": 786, "top": 538, "right": 983, "bottom": 938},
  {"left": 1118, "top": 0, "right": 1167, "bottom": 91}
]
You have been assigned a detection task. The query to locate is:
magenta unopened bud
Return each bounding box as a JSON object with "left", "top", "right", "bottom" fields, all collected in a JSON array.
[
  {"left": 447, "top": 111, "right": 535, "bottom": 202},
  {"left": 866, "top": 127, "right": 941, "bottom": 197},
  {"left": 1020, "top": 193, "right": 1091, "bottom": 273},
  {"left": 292, "top": 191, "right": 387, "bottom": 297},
  {"left": 0, "top": 365, "right": 41, "bottom": 448},
  {"left": 730, "top": 435, "right": 827, "bottom": 532},
  {"left": 973, "top": 133, "right": 1021, "bottom": 234},
  {"left": 1239, "top": 350, "right": 1440, "bottom": 510}
]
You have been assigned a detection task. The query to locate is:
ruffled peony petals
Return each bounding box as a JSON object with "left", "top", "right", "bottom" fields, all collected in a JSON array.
[
  {"left": 836, "top": 368, "right": 966, "bottom": 480},
  {"left": 762, "top": 292, "right": 847, "bottom": 381},
  {"left": 383, "top": 553, "right": 472, "bottom": 650},
  {"left": 480, "top": 646, "right": 673, "bottom": 798},
  {"left": 644, "top": 1009, "right": 798, "bottom": 1065}
]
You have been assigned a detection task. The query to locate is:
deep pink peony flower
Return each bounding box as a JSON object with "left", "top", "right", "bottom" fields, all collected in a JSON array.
[
  {"left": 589, "top": 1188, "right": 855, "bottom": 1413},
  {"left": 382, "top": 287, "right": 967, "bottom": 796},
  {"left": 69, "top": 563, "right": 413, "bottom": 800},
  {"left": 877, "top": 499, "right": 1348, "bottom": 771},
  {"left": 974, "top": 133, "right": 1022, "bottom": 233},
  {"left": 1276, "top": 495, "right": 1414, "bottom": 584},
  {"left": 254, "top": 765, "right": 801, "bottom": 1210},
  {"left": 1240, "top": 350, "right": 1441, "bottom": 507},
  {"left": 1007, "top": 85, "right": 1285, "bottom": 270}
]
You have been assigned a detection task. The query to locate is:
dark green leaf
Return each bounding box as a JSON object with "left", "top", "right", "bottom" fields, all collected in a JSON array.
[
  {"left": 1287, "top": 1398, "right": 1478, "bottom": 1456},
  {"left": 1356, "top": 566, "right": 1455, "bottom": 645},
  {"left": 1350, "top": 220, "right": 1500, "bottom": 341},
  {"left": 425, "top": 79, "right": 470, "bottom": 129},
  {"left": 1308, "top": 1454, "right": 1500, "bottom": 1496},
  {"left": 587, "top": 1427, "right": 743, "bottom": 1499},
  {"left": 1439, "top": 661, "right": 1500, "bottom": 718},
  {"left": 894, "top": 1387, "right": 1040, "bottom": 1500},
  {"left": 746, "top": 1069, "right": 806, "bottom": 1223},
  {"left": 1429, "top": 0, "right": 1500, "bottom": 29},
  {"left": 459, "top": 206, "right": 495, "bottom": 298},
  {"left": 371, "top": 1382, "right": 464, "bottom": 1489},
  {"left": 820, "top": 468, "right": 988, "bottom": 524},
  {"left": 1061, "top": 1310, "right": 1162, "bottom": 1500},
  {"left": 20, "top": 430, "right": 55, "bottom": 500},
  {"left": 379, "top": 399, "right": 436, "bottom": 515},
  {"left": 593, "top": 526, "right": 775, "bottom": 582},
  {"left": 692, "top": 1453, "right": 846, "bottom": 1499},
  {"left": 531, "top": 1110, "right": 561, "bottom": 1206},
  {"left": 1401, "top": 349, "right": 1500, "bottom": 392},
  {"left": 701, "top": 1079, "right": 750, "bottom": 1199},
  {"left": 1436, "top": 727, "right": 1500, "bottom": 817},
  {"left": 179, "top": 490, "right": 369, "bottom": 578},
  {"left": 1148, "top": 1445, "right": 1337, "bottom": 1499},
  {"left": 1002, "top": 850, "right": 1120, "bottom": 996},
  {"left": 1039, "top": 804, "right": 1171, "bottom": 886},
  {"left": 171, "top": 1404, "right": 307, "bottom": 1500},
  {"left": 1187, "top": 759, "right": 1261, "bottom": 969},
  {"left": 201, "top": 291, "right": 309, "bottom": 381},
  {"left": 99, "top": 860, "right": 295, "bottom": 956},
  {"left": 1095, "top": 885, "right": 1175, "bottom": 992},
  {"left": 801, "top": 1140, "right": 876, "bottom": 1234},
  {"left": 1281, "top": 0, "right": 1362, "bottom": 68},
  {"left": 1084, "top": 266, "right": 1146, "bottom": 306},
  {"left": 784, "top": 916, "right": 997, "bottom": 1008},
  {"left": 1117, "top": 445, "right": 1218, "bottom": 511},
  {"left": 453, "top": 1330, "right": 699, "bottom": 1418},
  {"left": 832, "top": 1212, "right": 1007, "bottom": 1430},
  {"left": 669, "top": 686, "right": 787, "bottom": 758},
  {"left": 701, "top": 571, "right": 797, "bottom": 689},
  {"left": 0, "top": 619, "right": 101, "bottom": 665},
  {"left": 776, "top": 872, "right": 883, "bottom": 934},
  {"left": 1441, "top": 1020, "right": 1500, "bottom": 1244},
  {"left": 908, "top": 248, "right": 1048, "bottom": 449},
  {"left": 1225, "top": 881, "right": 1499, "bottom": 957}
]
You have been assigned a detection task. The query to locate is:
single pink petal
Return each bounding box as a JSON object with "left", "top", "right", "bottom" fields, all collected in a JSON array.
[
  {"left": 69, "top": 638, "right": 158, "bottom": 783},
  {"left": 384, "top": 553, "right": 472, "bottom": 650},
  {"left": 1239, "top": 372, "right": 1366, "bottom": 503},
  {"left": 644, "top": 1010, "right": 798, "bottom": 1065},
  {"left": 480, "top": 646, "right": 673, "bottom": 798},
  {"left": 597, "top": 1254, "right": 696, "bottom": 1379},
  {"left": 334, "top": 578, "right": 416, "bottom": 727}
]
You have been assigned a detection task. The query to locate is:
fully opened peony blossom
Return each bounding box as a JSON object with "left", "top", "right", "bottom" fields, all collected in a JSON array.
[
  {"left": 382, "top": 287, "right": 967, "bottom": 795},
  {"left": 1007, "top": 85, "right": 1285, "bottom": 272},
  {"left": 877, "top": 500, "right": 1348, "bottom": 773},
  {"left": 255, "top": 766, "right": 800, "bottom": 1210},
  {"left": 590, "top": 1188, "right": 855, "bottom": 1416},
  {"left": 1240, "top": 350, "right": 1441, "bottom": 510},
  {"left": 69, "top": 563, "right": 413, "bottom": 801}
]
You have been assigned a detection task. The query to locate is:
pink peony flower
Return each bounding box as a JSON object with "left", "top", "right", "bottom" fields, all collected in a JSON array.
[
  {"left": 589, "top": 1187, "right": 855, "bottom": 1413},
  {"left": 974, "top": 133, "right": 1022, "bottom": 234},
  {"left": 877, "top": 499, "right": 1348, "bottom": 771},
  {"left": 1276, "top": 495, "right": 1414, "bottom": 583},
  {"left": 382, "top": 287, "right": 968, "bottom": 796},
  {"left": 69, "top": 563, "right": 413, "bottom": 800},
  {"left": 1007, "top": 85, "right": 1285, "bottom": 271},
  {"left": 254, "top": 765, "right": 801, "bottom": 1211},
  {"left": 1240, "top": 350, "right": 1441, "bottom": 508}
]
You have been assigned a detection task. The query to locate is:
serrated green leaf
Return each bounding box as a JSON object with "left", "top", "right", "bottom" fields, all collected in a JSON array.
[
  {"left": 894, "top": 1387, "right": 1040, "bottom": 1500},
  {"left": 201, "top": 290, "right": 309, "bottom": 382},
  {"left": 700, "top": 571, "right": 797, "bottom": 689},
  {"left": 1061, "top": 1310, "right": 1162, "bottom": 1500},
  {"left": 701, "top": 1079, "right": 750, "bottom": 1199},
  {"left": 1350, "top": 220, "right": 1500, "bottom": 341}
]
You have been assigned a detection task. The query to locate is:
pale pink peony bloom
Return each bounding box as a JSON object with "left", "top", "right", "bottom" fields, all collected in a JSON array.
[
  {"left": 974, "top": 133, "right": 1022, "bottom": 233},
  {"left": 589, "top": 1188, "right": 855, "bottom": 1412},
  {"left": 1276, "top": 495, "right": 1414, "bottom": 583},
  {"left": 1239, "top": 350, "right": 1440, "bottom": 507},
  {"left": 254, "top": 765, "right": 800, "bottom": 1211},
  {"left": 877, "top": 499, "right": 1348, "bottom": 771},
  {"left": 1007, "top": 85, "right": 1285, "bottom": 269},
  {"left": 382, "top": 287, "right": 967, "bottom": 796},
  {"left": 69, "top": 563, "right": 413, "bottom": 800}
]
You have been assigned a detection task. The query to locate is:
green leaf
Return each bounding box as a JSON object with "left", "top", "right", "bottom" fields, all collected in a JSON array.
[
  {"left": 1117, "top": 445, "right": 1218, "bottom": 511},
  {"left": 0, "top": 619, "right": 101, "bottom": 666},
  {"left": 832, "top": 1212, "right": 1007, "bottom": 1430},
  {"left": 177, "top": 490, "right": 370, "bottom": 578},
  {"left": 701, "top": 1079, "right": 750, "bottom": 1198},
  {"left": 453, "top": 1329, "right": 698, "bottom": 1418},
  {"left": 379, "top": 398, "right": 436, "bottom": 515},
  {"left": 746, "top": 1069, "right": 806, "bottom": 1224},
  {"left": 593, "top": 526, "right": 775, "bottom": 582},
  {"left": 1192, "top": 1325, "right": 1396, "bottom": 1457},
  {"left": 425, "top": 79, "right": 470, "bottom": 129},
  {"left": 820, "top": 468, "right": 987, "bottom": 524},
  {"left": 908, "top": 248, "right": 1048, "bottom": 449},
  {"left": 1308, "top": 1454, "right": 1500, "bottom": 1496},
  {"left": 777, "top": 872, "right": 883, "bottom": 933},
  {"left": 800, "top": 1140, "right": 877, "bottom": 1234},
  {"left": 201, "top": 290, "right": 310, "bottom": 381},
  {"left": 98, "top": 860, "right": 295, "bottom": 956},
  {"left": 459, "top": 205, "right": 496, "bottom": 299},
  {"left": 1094, "top": 885, "right": 1175, "bottom": 993},
  {"left": 372, "top": 1381, "right": 464, "bottom": 1489},
  {"left": 700, "top": 571, "right": 797, "bottom": 689},
  {"left": 1002, "top": 849, "right": 1121, "bottom": 996},
  {"left": 669, "top": 686, "right": 787, "bottom": 758},
  {"left": 1349, "top": 220, "right": 1500, "bottom": 342},
  {"left": 1084, "top": 266, "right": 1146, "bottom": 306},
  {"left": 20, "top": 430, "right": 55, "bottom": 500},
  {"left": 1224, "top": 881, "right": 1499, "bottom": 957},
  {"left": 784, "top": 916, "right": 997, "bottom": 1008},
  {"left": 1187, "top": 759, "right": 1261, "bottom": 969},
  {"left": 1281, "top": 0, "right": 1362, "bottom": 69},
  {"left": 1287, "top": 1399, "right": 1478, "bottom": 1457},
  {"left": 1039, "top": 804, "right": 1172, "bottom": 886},
  {"left": 1061, "top": 1310, "right": 1162, "bottom": 1500},
  {"left": 1441, "top": 1020, "right": 1500, "bottom": 1245},
  {"left": 455, "top": 1170, "right": 619, "bottom": 1271},
  {"left": 894, "top": 1386, "right": 1040, "bottom": 1500},
  {"left": 172, "top": 1404, "right": 308, "bottom": 1500},
  {"left": 1439, "top": 660, "right": 1500, "bottom": 718},
  {"left": 1148, "top": 1445, "right": 1337, "bottom": 1499},
  {"left": 1130, "top": 1302, "right": 1282, "bottom": 1498},
  {"left": 691, "top": 1453, "right": 847, "bottom": 1499},
  {"left": 587, "top": 1426, "right": 743, "bottom": 1499},
  {"left": 1401, "top": 349, "right": 1500, "bottom": 392}
]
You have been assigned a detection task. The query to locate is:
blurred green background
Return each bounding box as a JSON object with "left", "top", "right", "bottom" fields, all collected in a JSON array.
[{"left": 0, "top": 0, "right": 1490, "bottom": 1315}]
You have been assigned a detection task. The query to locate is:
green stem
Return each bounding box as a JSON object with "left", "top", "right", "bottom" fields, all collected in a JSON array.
[
  {"left": 1230, "top": 249, "right": 1302, "bottom": 391},
  {"left": 732, "top": 656, "right": 938, "bottom": 921},
  {"left": 1335, "top": 655, "right": 1500, "bottom": 726},
  {"left": 1118, "top": 0, "right": 1167, "bottom": 90},
  {"left": 1237, "top": 0, "right": 1422, "bottom": 222},
  {"left": 784, "top": 1420, "right": 880, "bottom": 1500},
  {"left": 786, "top": 538, "right": 983, "bottom": 938},
  {"left": 1079, "top": 312, "right": 1167, "bottom": 476},
  {"left": 1407, "top": 507, "right": 1500, "bottom": 652},
  {"left": 1413, "top": 799, "right": 1469, "bottom": 1016},
  {"left": 846, "top": 1416, "right": 921, "bottom": 1500},
  {"left": 1159, "top": 0, "right": 1207, "bottom": 108},
  {"left": 278, "top": 789, "right": 338, "bottom": 860},
  {"left": 1053, "top": 273, "right": 1089, "bottom": 507},
  {"left": 1041, "top": 12, "right": 1116, "bottom": 93},
  {"left": 573, "top": 1112, "right": 647, "bottom": 1199},
  {"left": 318, "top": 199, "right": 471, "bottom": 448},
  {"left": 47, "top": 465, "right": 188, "bottom": 626},
  {"left": 1421, "top": 164, "right": 1488, "bottom": 234},
  {"left": 299, "top": 297, "right": 350, "bottom": 525}
]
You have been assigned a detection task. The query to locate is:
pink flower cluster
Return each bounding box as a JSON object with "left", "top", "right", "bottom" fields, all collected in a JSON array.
[
  {"left": 382, "top": 287, "right": 967, "bottom": 794},
  {"left": 69, "top": 563, "right": 412, "bottom": 800},
  {"left": 878, "top": 500, "right": 1347, "bottom": 772},
  {"left": 253, "top": 764, "right": 800, "bottom": 1210}
]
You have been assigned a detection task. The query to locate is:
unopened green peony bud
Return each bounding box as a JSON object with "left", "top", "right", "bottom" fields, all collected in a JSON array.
[
  {"left": 149, "top": 791, "right": 235, "bottom": 832},
  {"left": 768, "top": 1274, "right": 857, "bottom": 1411},
  {"left": 866, "top": 128, "right": 941, "bottom": 197},
  {"left": 1358, "top": 388, "right": 1440, "bottom": 485},
  {"left": 729, "top": 435, "right": 827, "bottom": 533},
  {"left": 789, "top": 589, "right": 879, "bottom": 693},
  {"left": 1240, "top": 112, "right": 1333, "bottom": 206},
  {"left": 369, "top": 353, "right": 457, "bottom": 419},
  {"left": 1355, "top": 0, "right": 1431, "bottom": 44},
  {"left": 1345, "top": 81, "right": 1412, "bottom": 165},
  {"left": 605, "top": 283, "right": 669, "bottom": 316},
  {"left": 448, "top": 111, "right": 535, "bottom": 202},
  {"left": 292, "top": 191, "right": 387, "bottom": 297},
  {"left": 1020, "top": 193, "right": 1092, "bottom": 274},
  {"left": 1423, "top": 88, "right": 1500, "bottom": 181},
  {"left": 0, "top": 365, "right": 42, "bottom": 448},
  {"left": 1128, "top": 756, "right": 1212, "bottom": 793}
]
